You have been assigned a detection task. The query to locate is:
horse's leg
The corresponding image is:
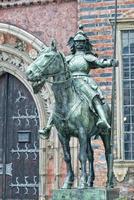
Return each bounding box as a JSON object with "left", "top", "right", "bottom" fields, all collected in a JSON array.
[
  {"left": 78, "top": 129, "right": 88, "bottom": 188},
  {"left": 100, "top": 132, "right": 114, "bottom": 188},
  {"left": 87, "top": 139, "right": 95, "bottom": 187},
  {"left": 58, "top": 134, "right": 74, "bottom": 189}
]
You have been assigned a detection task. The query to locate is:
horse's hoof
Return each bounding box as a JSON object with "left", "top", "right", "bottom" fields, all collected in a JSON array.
[
  {"left": 61, "top": 181, "right": 73, "bottom": 189},
  {"left": 106, "top": 181, "right": 114, "bottom": 188},
  {"left": 106, "top": 184, "right": 114, "bottom": 189},
  {"left": 78, "top": 182, "right": 88, "bottom": 189},
  {"left": 87, "top": 176, "right": 94, "bottom": 187},
  {"left": 87, "top": 182, "right": 93, "bottom": 187},
  {"left": 38, "top": 129, "right": 50, "bottom": 139},
  {"left": 78, "top": 177, "right": 88, "bottom": 189}
]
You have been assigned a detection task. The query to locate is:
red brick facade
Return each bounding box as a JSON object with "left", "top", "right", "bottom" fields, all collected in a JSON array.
[
  {"left": 0, "top": 1, "right": 77, "bottom": 54},
  {"left": 78, "top": 0, "right": 134, "bottom": 199}
]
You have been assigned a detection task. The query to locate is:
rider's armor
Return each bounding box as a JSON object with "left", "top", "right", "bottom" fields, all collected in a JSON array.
[
  {"left": 66, "top": 27, "right": 112, "bottom": 130},
  {"left": 66, "top": 51, "right": 111, "bottom": 130},
  {"left": 39, "top": 26, "right": 113, "bottom": 138}
]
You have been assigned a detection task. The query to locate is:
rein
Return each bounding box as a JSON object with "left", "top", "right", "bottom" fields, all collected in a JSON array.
[
  {"left": 35, "top": 51, "right": 72, "bottom": 84},
  {"left": 33, "top": 53, "right": 57, "bottom": 77}
]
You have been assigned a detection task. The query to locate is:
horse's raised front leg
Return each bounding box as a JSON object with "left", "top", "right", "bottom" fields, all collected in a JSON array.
[
  {"left": 58, "top": 134, "right": 74, "bottom": 189},
  {"left": 78, "top": 129, "right": 88, "bottom": 189},
  {"left": 100, "top": 132, "right": 114, "bottom": 188},
  {"left": 87, "top": 140, "right": 95, "bottom": 187}
]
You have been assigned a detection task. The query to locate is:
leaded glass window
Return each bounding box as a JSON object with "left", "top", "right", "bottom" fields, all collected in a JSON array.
[{"left": 122, "top": 30, "right": 134, "bottom": 160}]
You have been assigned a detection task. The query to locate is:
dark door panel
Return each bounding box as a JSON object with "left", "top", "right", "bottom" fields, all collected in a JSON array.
[{"left": 0, "top": 73, "right": 39, "bottom": 200}]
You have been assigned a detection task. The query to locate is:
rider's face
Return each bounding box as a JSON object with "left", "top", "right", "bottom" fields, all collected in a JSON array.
[{"left": 74, "top": 40, "right": 86, "bottom": 51}]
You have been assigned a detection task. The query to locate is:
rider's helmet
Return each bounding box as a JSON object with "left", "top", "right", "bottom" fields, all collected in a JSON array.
[
  {"left": 73, "top": 25, "right": 88, "bottom": 41},
  {"left": 67, "top": 25, "right": 94, "bottom": 54},
  {"left": 73, "top": 32, "right": 87, "bottom": 41}
]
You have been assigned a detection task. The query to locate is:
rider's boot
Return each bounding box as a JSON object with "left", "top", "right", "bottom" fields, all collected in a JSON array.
[
  {"left": 39, "top": 125, "right": 52, "bottom": 139},
  {"left": 93, "top": 98, "right": 111, "bottom": 131}
]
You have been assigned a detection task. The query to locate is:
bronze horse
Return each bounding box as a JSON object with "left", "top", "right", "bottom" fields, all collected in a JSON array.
[{"left": 26, "top": 42, "right": 113, "bottom": 189}]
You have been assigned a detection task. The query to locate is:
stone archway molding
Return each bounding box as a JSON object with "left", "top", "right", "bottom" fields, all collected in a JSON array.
[
  {"left": 0, "top": 23, "right": 45, "bottom": 51},
  {"left": 0, "top": 0, "right": 56, "bottom": 9},
  {"left": 0, "top": 23, "right": 53, "bottom": 199},
  {"left": 0, "top": 22, "right": 53, "bottom": 129}
]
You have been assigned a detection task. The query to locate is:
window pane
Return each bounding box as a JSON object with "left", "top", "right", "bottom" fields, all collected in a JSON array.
[
  {"left": 124, "top": 124, "right": 130, "bottom": 132},
  {"left": 124, "top": 133, "right": 131, "bottom": 142},
  {"left": 125, "top": 152, "right": 131, "bottom": 160},
  {"left": 123, "top": 81, "right": 130, "bottom": 89},
  {"left": 122, "top": 57, "right": 129, "bottom": 68},
  {"left": 132, "top": 124, "right": 134, "bottom": 131},
  {"left": 122, "top": 32, "right": 129, "bottom": 54},
  {"left": 122, "top": 43, "right": 129, "bottom": 54},
  {"left": 124, "top": 143, "right": 131, "bottom": 151},
  {"left": 130, "top": 41, "right": 134, "bottom": 53},
  {"left": 131, "top": 66, "right": 134, "bottom": 79},
  {"left": 123, "top": 68, "right": 129, "bottom": 79},
  {"left": 132, "top": 143, "right": 134, "bottom": 151},
  {"left": 124, "top": 106, "right": 130, "bottom": 115},
  {"left": 129, "top": 30, "right": 134, "bottom": 39}
]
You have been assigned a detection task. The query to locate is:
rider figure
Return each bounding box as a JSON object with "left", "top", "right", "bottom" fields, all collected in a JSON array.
[{"left": 39, "top": 26, "right": 118, "bottom": 139}]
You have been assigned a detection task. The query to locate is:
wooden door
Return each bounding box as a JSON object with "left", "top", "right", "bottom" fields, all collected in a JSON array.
[{"left": 0, "top": 73, "right": 39, "bottom": 200}]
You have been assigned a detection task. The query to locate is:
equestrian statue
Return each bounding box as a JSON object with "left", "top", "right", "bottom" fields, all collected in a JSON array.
[{"left": 26, "top": 26, "right": 118, "bottom": 189}]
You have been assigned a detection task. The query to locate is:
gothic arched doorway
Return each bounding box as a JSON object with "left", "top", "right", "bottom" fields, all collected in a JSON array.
[{"left": 0, "top": 73, "right": 39, "bottom": 199}]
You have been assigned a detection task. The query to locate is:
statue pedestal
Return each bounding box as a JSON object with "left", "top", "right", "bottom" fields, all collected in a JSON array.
[{"left": 52, "top": 188, "right": 120, "bottom": 200}]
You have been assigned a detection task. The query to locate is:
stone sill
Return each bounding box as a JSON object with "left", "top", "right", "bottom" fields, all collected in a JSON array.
[
  {"left": 113, "top": 160, "right": 134, "bottom": 182},
  {"left": 114, "top": 160, "right": 134, "bottom": 167}
]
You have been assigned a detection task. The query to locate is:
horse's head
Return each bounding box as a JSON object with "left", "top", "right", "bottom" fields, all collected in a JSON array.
[{"left": 26, "top": 41, "right": 66, "bottom": 83}]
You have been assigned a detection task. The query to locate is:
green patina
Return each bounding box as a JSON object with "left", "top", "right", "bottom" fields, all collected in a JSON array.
[{"left": 52, "top": 188, "right": 120, "bottom": 200}]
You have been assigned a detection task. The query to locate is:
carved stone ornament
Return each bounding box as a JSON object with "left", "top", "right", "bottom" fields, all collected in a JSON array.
[
  {"left": 0, "top": 51, "right": 27, "bottom": 72},
  {"left": 29, "top": 49, "right": 38, "bottom": 59},
  {"left": 0, "top": 33, "right": 5, "bottom": 44},
  {"left": 113, "top": 166, "right": 128, "bottom": 182}
]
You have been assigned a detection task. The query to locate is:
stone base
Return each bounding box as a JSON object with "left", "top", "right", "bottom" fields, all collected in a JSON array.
[{"left": 52, "top": 188, "right": 120, "bottom": 200}]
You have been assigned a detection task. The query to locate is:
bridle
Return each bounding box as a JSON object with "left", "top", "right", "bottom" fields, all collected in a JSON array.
[
  {"left": 32, "top": 51, "right": 72, "bottom": 84},
  {"left": 32, "top": 53, "right": 57, "bottom": 77}
]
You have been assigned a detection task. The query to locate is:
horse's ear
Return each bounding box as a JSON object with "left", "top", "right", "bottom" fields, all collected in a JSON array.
[{"left": 51, "top": 40, "right": 57, "bottom": 51}]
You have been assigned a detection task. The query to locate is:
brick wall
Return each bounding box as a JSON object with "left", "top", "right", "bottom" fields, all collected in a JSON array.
[
  {"left": 78, "top": 0, "right": 134, "bottom": 199},
  {"left": 0, "top": 1, "right": 77, "bottom": 54},
  {"left": 78, "top": 0, "right": 134, "bottom": 101}
]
